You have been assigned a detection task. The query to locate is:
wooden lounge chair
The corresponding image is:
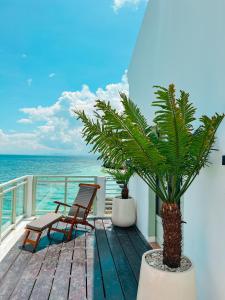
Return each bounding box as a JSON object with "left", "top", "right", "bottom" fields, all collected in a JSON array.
[
  {"left": 23, "top": 183, "right": 100, "bottom": 252},
  {"left": 47, "top": 183, "right": 100, "bottom": 241}
]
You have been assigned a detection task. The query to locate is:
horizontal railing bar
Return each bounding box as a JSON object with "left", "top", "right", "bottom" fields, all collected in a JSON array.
[
  {"left": 106, "top": 192, "right": 120, "bottom": 194},
  {"left": 0, "top": 176, "right": 28, "bottom": 188},
  {"left": 0, "top": 175, "right": 113, "bottom": 188},
  {"left": 0, "top": 181, "right": 27, "bottom": 194},
  {"left": 35, "top": 175, "right": 97, "bottom": 178},
  {"left": 36, "top": 180, "right": 95, "bottom": 184},
  {"left": 36, "top": 210, "right": 56, "bottom": 213}
]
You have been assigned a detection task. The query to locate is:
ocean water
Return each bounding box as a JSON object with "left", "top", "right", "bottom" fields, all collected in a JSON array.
[
  {"left": 0, "top": 155, "right": 117, "bottom": 230},
  {"left": 0, "top": 155, "right": 104, "bottom": 183}
]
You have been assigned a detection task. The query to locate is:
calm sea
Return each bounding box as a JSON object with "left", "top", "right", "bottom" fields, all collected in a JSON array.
[{"left": 0, "top": 155, "right": 104, "bottom": 183}]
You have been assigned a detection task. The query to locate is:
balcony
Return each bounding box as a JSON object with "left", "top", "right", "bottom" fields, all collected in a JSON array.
[{"left": 0, "top": 175, "right": 151, "bottom": 300}]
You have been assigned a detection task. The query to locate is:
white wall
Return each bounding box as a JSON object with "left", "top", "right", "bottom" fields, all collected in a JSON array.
[
  {"left": 184, "top": 154, "right": 225, "bottom": 300},
  {"left": 128, "top": 1, "right": 225, "bottom": 299},
  {"left": 129, "top": 174, "right": 150, "bottom": 239}
]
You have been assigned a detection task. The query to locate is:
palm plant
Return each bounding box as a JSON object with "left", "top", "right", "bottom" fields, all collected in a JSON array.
[
  {"left": 75, "top": 84, "right": 224, "bottom": 268},
  {"left": 106, "top": 166, "right": 134, "bottom": 199}
]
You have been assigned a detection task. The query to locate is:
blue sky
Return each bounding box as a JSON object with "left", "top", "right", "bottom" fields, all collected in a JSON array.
[{"left": 0, "top": 0, "right": 147, "bottom": 155}]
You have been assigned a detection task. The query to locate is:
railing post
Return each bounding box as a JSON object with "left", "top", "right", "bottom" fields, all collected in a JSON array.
[
  {"left": 0, "top": 187, "right": 3, "bottom": 243},
  {"left": 64, "top": 177, "right": 68, "bottom": 214},
  {"left": 23, "top": 178, "right": 28, "bottom": 216},
  {"left": 12, "top": 183, "right": 17, "bottom": 228},
  {"left": 25, "top": 175, "right": 34, "bottom": 217},
  {"left": 95, "top": 177, "right": 106, "bottom": 217}
]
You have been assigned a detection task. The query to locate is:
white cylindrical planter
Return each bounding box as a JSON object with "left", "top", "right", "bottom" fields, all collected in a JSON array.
[
  {"left": 111, "top": 197, "right": 136, "bottom": 227},
  {"left": 137, "top": 250, "right": 197, "bottom": 300}
]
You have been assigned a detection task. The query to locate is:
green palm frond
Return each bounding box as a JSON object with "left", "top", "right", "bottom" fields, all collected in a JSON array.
[
  {"left": 177, "top": 90, "right": 196, "bottom": 129},
  {"left": 106, "top": 167, "right": 134, "bottom": 185},
  {"left": 95, "top": 99, "right": 166, "bottom": 173},
  {"left": 74, "top": 85, "right": 224, "bottom": 204},
  {"left": 75, "top": 110, "right": 126, "bottom": 166},
  {"left": 153, "top": 85, "right": 193, "bottom": 168},
  {"left": 120, "top": 92, "right": 152, "bottom": 136}
]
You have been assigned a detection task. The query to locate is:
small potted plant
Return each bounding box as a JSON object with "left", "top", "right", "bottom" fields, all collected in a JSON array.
[
  {"left": 107, "top": 165, "right": 135, "bottom": 227},
  {"left": 75, "top": 85, "right": 224, "bottom": 299}
]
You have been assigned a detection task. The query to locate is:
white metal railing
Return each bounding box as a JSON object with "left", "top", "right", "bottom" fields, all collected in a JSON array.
[
  {"left": 33, "top": 175, "right": 99, "bottom": 215},
  {"left": 105, "top": 176, "right": 121, "bottom": 214},
  {"left": 0, "top": 174, "right": 121, "bottom": 242},
  {"left": 0, "top": 176, "right": 28, "bottom": 242}
]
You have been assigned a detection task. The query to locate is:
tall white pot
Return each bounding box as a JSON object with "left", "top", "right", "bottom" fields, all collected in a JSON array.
[
  {"left": 137, "top": 249, "right": 197, "bottom": 300},
  {"left": 111, "top": 197, "right": 136, "bottom": 227}
]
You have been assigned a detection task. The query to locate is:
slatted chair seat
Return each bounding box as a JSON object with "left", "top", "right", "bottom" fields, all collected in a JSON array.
[
  {"left": 23, "top": 212, "right": 63, "bottom": 252},
  {"left": 26, "top": 213, "right": 63, "bottom": 231}
]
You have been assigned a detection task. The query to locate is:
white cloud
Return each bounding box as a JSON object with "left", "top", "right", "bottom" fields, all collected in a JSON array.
[
  {"left": 27, "top": 78, "right": 32, "bottom": 86},
  {"left": 60, "top": 71, "right": 128, "bottom": 117},
  {"left": 49, "top": 73, "right": 56, "bottom": 78},
  {"left": 1, "top": 71, "right": 129, "bottom": 155},
  {"left": 17, "top": 118, "right": 32, "bottom": 124},
  {"left": 113, "top": 0, "right": 144, "bottom": 12},
  {"left": 0, "top": 129, "right": 52, "bottom": 154},
  {"left": 20, "top": 101, "right": 61, "bottom": 122}
]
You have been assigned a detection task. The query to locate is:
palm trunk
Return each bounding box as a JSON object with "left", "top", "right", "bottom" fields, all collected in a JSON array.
[
  {"left": 121, "top": 184, "right": 129, "bottom": 199},
  {"left": 161, "top": 203, "right": 182, "bottom": 268}
]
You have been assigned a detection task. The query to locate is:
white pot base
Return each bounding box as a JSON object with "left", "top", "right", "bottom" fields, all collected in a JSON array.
[
  {"left": 111, "top": 197, "right": 136, "bottom": 227},
  {"left": 137, "top": 249, "right": 197, "bottom": 300}
]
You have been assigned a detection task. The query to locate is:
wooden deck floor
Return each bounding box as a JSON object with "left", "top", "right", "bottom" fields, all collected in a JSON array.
[{"left": 0, "top": 218, "right": 151, "bottom": 300}]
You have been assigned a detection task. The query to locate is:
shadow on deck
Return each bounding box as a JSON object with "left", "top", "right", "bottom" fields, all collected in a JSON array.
[{"left": 0, "top": 218, "right": 151, "bottom": 300}]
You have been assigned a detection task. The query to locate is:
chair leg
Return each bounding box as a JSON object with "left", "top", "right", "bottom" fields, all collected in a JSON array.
[
  {"left": 67, "top": 225, "right": 74, "bottom": 241},
  {"left": 33, "top": 232, "right": 42, "bottom": 253},
  {"left": 47, "top": 226, "right": 52, "bottom": 239},
  {"left": 85, "top": 221, "right": 95, "bottom": 230},
  {"left": 22, "top": 229, "right": 30, "bottom": 248}
]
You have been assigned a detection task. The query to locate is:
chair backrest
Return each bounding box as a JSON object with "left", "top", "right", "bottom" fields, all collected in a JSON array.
[{"left": 68, "top": 183, "right": 100, "bottom": 218}]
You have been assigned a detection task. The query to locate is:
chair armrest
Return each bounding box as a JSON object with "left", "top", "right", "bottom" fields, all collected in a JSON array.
[
  {"left": 54, "top": 201, "right": 72, "bottom": 213},
  {"left": 54, "top": 201, "right": 71, "bottom": 208},
  {"left": 73, "top": 203, "right": 87, "bottom": 210}
]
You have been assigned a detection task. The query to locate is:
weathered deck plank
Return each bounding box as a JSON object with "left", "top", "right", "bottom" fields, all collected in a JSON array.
[
  {"left": 49, "top": 238, "right": 74, "bottom": 300},
  {"left": 29, "top": 243, "right": 62, "bottom": 300},
  {"left": 114, "top": 226, "right": 142, "bottom": 281},
  {"left": 126, "top": 226, "right": 150, "bottom": 258},
  {"left": 0, "top": 249, "right": 32, "bottom": 299},
  {"left": 0, "top": 239, "right": 22, "bottom": 283},
  {"left": 0, "top": 218, "right": 150, "bottom": 300},
  {"left": 86, "top": 221, "right": 105, "bottom": 300},
  {"left": 68, "top": 230, "right": 86, "bottom": 300},
  {"left": 95, "top": 219, "right": 125, "bottom": 300},
  {"left": 103, "top": 219, "right": 138, "bottom": 300},
  {"left": 29, "top": 223, "right": 66, "bottom": 300},
  {"left": 9, "top": 233, "right": 50, "bottom": 300}
]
